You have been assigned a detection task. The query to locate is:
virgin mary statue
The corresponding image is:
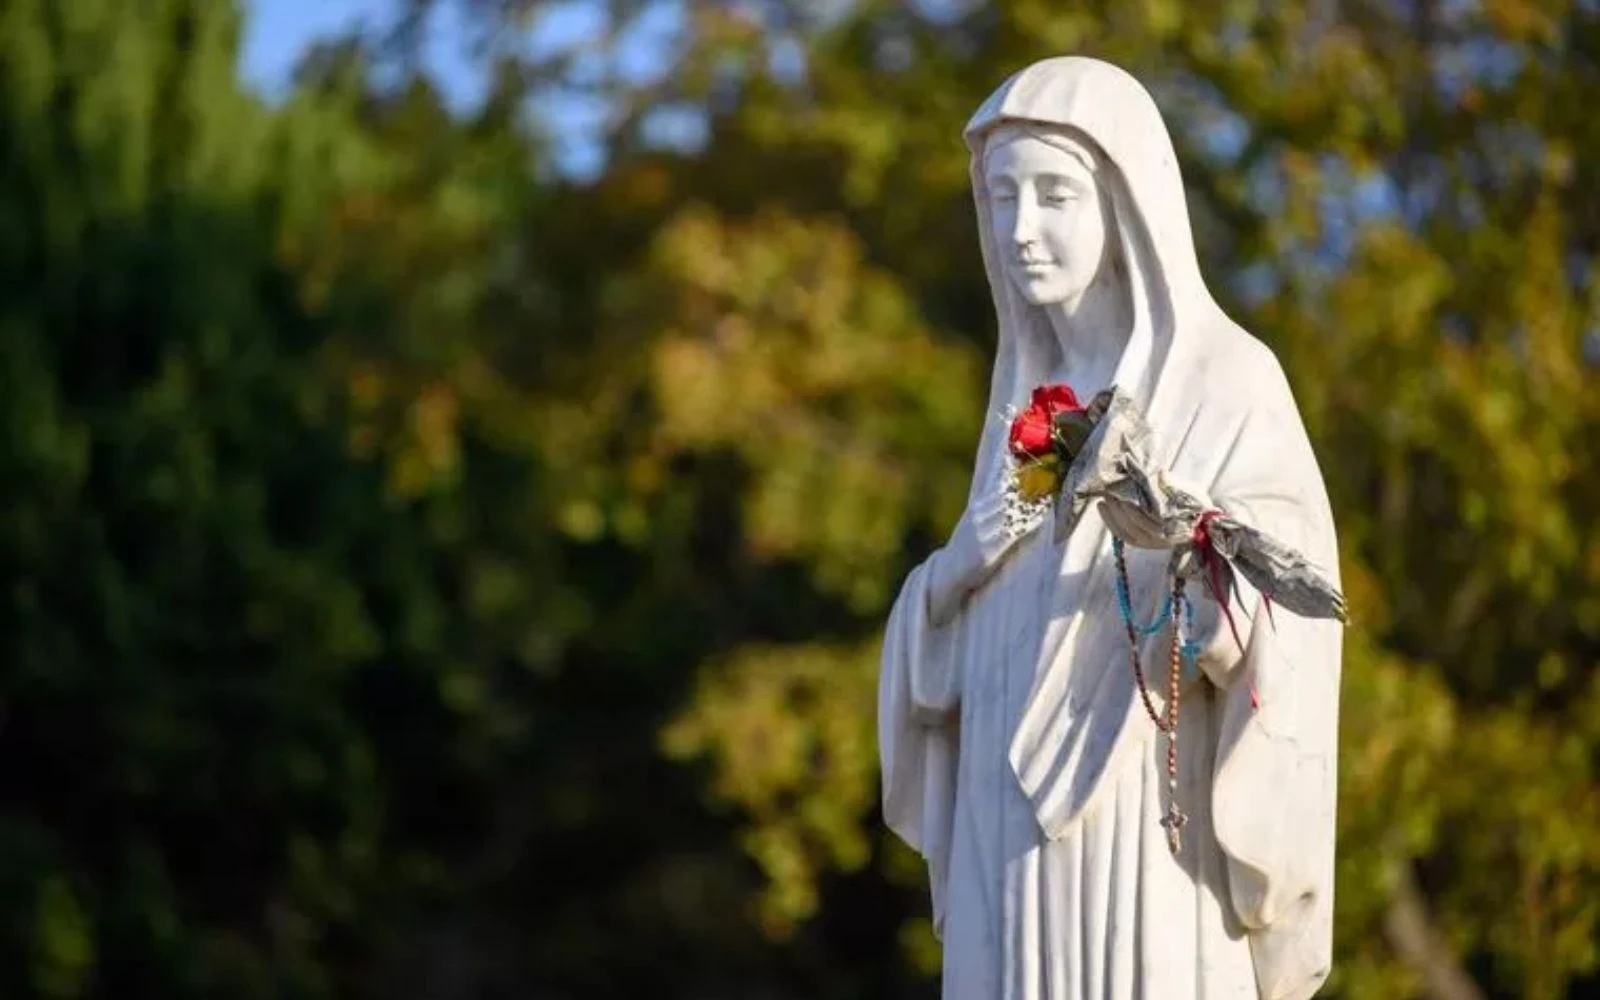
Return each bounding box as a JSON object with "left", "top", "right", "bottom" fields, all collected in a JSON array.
[{"left": 878, "top": 57, "right": 1343, "bottom": 999}]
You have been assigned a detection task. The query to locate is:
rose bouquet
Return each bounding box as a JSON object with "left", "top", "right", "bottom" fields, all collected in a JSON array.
[{"left": 1004, "top": 384, "right": 1108, "bottom": 500}]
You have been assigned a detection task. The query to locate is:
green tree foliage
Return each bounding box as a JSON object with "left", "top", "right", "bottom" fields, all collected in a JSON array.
[
  {"left": 1, "top": 0, "right": 1596, "bottom": 998},
  {"left": 0, "top": 1, "right": 544, "bottom": 995}
]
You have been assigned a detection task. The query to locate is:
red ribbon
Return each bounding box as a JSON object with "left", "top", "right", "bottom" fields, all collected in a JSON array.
[
  {"left": 1192, "top": 510, "right": 1260, "bottom": 710},
  {"left": 1191, "top": 510, "right": 1242, "bottom": 652}
]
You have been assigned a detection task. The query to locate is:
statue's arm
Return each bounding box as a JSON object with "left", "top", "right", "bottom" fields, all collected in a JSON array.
[
  {"left": 1186, "top": 415, "right": 1314, "bottom": 688},
  {"left": 925, "top": 488, "right": 1023, "bottom": 626}
]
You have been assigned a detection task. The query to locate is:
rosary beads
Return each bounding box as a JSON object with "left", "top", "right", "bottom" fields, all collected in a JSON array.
[{"left": 1112, "top": 537, "right": 1200, "bottom": 855}]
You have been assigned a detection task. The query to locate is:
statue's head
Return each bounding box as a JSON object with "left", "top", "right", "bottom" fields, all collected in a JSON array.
[
  {"left": 962, "top": 58, "right": 1223, "bottom": 496},
  {"left": 981, "top": 122, "right": 1117, "bottom": 309}
]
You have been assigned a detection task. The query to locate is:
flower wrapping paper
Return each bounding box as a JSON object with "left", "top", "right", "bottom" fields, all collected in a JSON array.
[{"left": 1051, "top": 387, "right": 1346, "bottom": 624}]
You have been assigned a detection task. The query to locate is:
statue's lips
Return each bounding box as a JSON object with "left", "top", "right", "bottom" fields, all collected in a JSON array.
[{"left": 1017, "top": 260, "right": 1057, "bottom": 274}]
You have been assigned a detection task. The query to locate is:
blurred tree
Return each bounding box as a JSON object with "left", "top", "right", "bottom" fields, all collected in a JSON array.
[{"left": 0, "top": 0, "right": 542, "bottom": 995}]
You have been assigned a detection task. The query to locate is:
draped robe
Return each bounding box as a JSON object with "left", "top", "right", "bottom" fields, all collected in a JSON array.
[{"left": 878, "top": 58, "right": 1343, "bottom": 1000}]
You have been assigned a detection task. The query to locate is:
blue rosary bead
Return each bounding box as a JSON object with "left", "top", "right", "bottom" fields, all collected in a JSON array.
[
  {"left": 1112, "top": 538, "right": 1174, "bottom": 637},
  {"left": 1177, "top": 591, "right": 1201, "bottom": 677}
]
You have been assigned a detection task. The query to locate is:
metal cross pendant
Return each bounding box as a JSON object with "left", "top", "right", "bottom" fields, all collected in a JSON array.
[{"left": 1160, "top": 804, "right": 1187, "bottom": 855}]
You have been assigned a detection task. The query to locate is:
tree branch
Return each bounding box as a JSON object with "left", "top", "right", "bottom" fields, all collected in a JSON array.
[{"left": 1383, "top": 863, "right": 1489, "bottom": 1000}]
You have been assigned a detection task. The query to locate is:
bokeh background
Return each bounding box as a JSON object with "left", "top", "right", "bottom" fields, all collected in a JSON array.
[{"left": 2, "top": 0, "right": 1598, "bottom": 997}]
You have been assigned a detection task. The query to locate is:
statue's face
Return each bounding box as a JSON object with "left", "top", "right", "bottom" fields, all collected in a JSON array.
[{"left": 984, "top": 131, "right": 1110, "bottom": 308}]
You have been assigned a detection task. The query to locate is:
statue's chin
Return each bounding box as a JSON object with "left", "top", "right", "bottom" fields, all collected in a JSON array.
[{"left": 1011, "top": 274, "right": 1083, "bottom": 308}]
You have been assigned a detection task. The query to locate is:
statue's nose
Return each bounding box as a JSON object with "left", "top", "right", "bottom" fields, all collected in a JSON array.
[{"left": 1011, "top": 196, "right": 1041, "bottom": 247}]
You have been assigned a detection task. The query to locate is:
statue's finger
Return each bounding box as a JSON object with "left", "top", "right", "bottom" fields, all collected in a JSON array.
[{"left": 1101, "top": 499, "right": 1162, "bottom": 548}]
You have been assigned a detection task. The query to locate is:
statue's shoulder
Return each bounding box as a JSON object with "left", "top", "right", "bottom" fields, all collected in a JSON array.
[{"left": 1192, "top": 316, "right": 1296, "bottom": 416}]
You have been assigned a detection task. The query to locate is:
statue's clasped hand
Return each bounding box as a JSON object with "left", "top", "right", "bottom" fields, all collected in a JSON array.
[
  {"left": 1096, "top": 470, "right": 1221, "bottom": 583},
  {"left": 1097, "top": 494, "right": 1171, "bottom": 550}
]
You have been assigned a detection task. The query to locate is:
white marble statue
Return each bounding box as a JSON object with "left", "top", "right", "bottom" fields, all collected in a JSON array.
[{"left": 878, "top": 57, "right": 1343, "bottom": 999}]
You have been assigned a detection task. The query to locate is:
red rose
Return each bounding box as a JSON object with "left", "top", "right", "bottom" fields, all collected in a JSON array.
[
  {"left": 1008, "top": 402, "right": 1055, "bottom": 458},
  {"left": 1008, "top": 383, "right": 1082, "bottom": 460},
  {"left": 1031, "top": 384, "right": 1081, "bottom": 414}
]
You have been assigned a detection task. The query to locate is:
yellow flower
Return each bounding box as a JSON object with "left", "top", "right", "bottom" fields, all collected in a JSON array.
[{"left": 1016, "top": 460, "right": 1061, "bottom": 502}]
